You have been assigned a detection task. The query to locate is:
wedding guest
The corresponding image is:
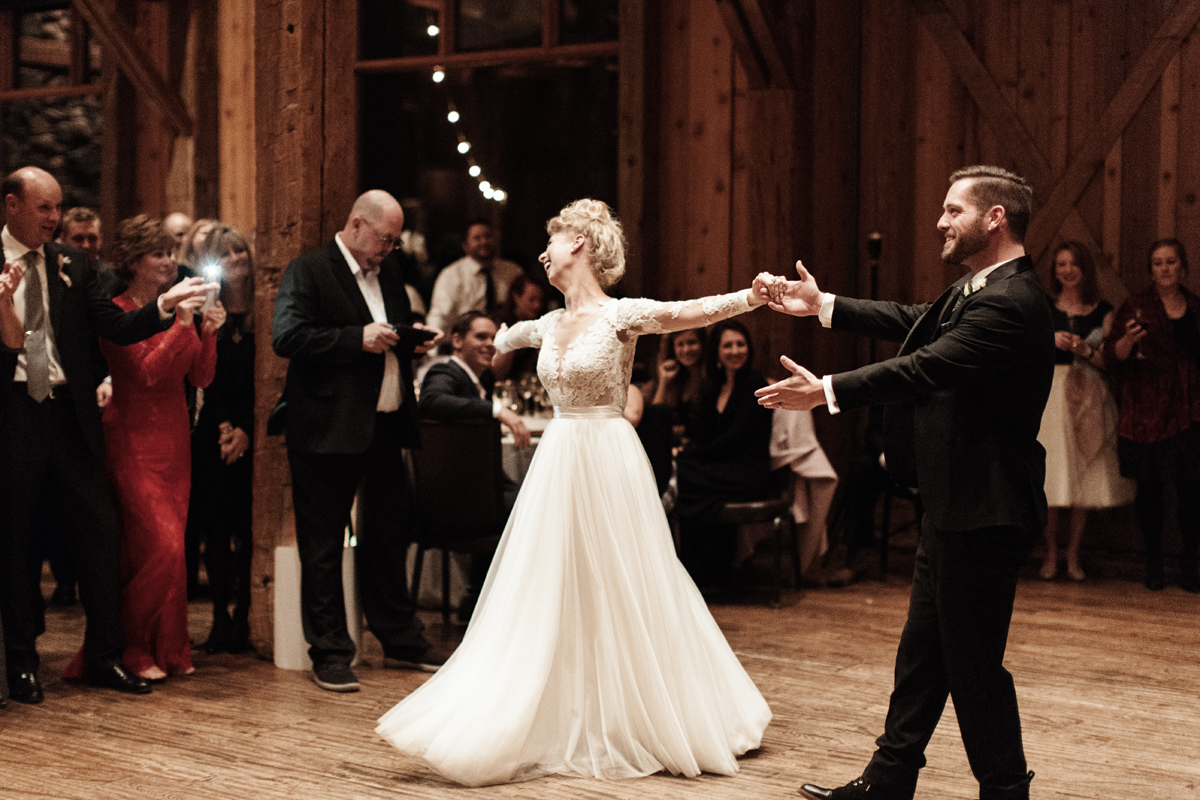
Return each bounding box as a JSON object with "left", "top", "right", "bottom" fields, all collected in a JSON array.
[
  {"left": 3, "top": 167, "right": 213, "bottom": 703},
  {"left": 489, "top": 273, "right": 547, "bottom": 382},
  {"left": 676, "top": 319, "right": 774, "bottom": 593},
  {"left": 64, "top": 215, "right": 222, "bottom": 682},
  {"left": 180, "top": 217, "right": 219, "bottom": 279},
  {"left": 1104, "top": 238, "right": 1200, "bottom": 593},
  {"left": 163, "top": 212, "right": 192, "bottom": 266},
  {"left": 190, "top": 225, "right": 255, "bottom": 653},
  {"left": 427, "top": 219, "right": 524, "bottom": 337},
  {"left": 650, "top": 328, "right": 707, "bottom": 443},
  {"left": 1037, "top": 241, "right": 1135, "bottom": 581}
]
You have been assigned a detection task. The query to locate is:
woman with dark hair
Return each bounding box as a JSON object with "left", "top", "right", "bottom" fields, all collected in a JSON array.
[
  {"left": 650, "top": 328, "right": 706, "bottom": 442},
  {"left": 1036, "top": 241, "right": 1134, "bottom": 580},
  {"left": 1105, "top": 238, "right": 1200, "bottom": 592},
  {"left": 190, "top": 225, "right": 255, "bottom": 652},
  {"left": 63, "top": 215, "right": 222, "bottom": 682},
  {"left": 675, "top": 318, "right": 775, "bottom": 592}
]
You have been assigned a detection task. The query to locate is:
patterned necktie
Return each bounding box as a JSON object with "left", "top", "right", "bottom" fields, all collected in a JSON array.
[{"left": 23, "top": 251, "right": 51, "bottom": 402}]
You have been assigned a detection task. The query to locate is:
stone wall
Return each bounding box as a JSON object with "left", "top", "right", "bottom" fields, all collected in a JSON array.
[{"left": 1, "top": 11, "right": 102, "bottom": 211}]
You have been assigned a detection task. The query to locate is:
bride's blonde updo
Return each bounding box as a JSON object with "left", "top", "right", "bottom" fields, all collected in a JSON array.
[{"left": 547, "top": 199, "right": 626, "bottom": 288}]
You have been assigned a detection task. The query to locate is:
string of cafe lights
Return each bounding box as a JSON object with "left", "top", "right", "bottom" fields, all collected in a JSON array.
[{"left": 430, "top": 63, "right": 508, "bottom": 204}]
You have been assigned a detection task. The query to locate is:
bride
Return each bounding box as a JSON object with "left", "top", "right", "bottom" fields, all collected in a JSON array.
[{"left": 376, "top": 199, "right": 774, "bottom": 786}]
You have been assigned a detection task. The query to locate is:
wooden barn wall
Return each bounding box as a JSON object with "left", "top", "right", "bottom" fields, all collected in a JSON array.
[{"left": 645, "top": 0, "right": 1200, "bottom": 555}]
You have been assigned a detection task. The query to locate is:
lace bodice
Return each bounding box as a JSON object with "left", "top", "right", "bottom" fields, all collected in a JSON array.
[{"left": 495, "top": 292, "right": 754, "bottom": 412}]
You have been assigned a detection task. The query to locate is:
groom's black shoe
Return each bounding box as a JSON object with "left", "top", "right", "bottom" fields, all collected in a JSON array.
[
  {"left": 800, "top": 777, "right": 901, "bottom": 800},
  {"left": 9, "top": 672, "right": 44, "bottom": 704}
]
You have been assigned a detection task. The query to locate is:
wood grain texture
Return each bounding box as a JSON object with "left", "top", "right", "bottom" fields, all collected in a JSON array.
[{"left": 3, "top": 569, "right": 1198, "bottom": 799}]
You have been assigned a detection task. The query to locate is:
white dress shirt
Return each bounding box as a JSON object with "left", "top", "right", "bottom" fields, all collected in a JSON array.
[
  {"left": 2, "top": 225, "right": 67, "bottom": 386},
  {"left": 426, "top": 255, "right": 525, "bottom": 334},
  {"left": 335, "top": 233, "right": 402, "bottom": 412},
  {"left": 817, "top": 261, "right": 1009, "bottom": 415}
]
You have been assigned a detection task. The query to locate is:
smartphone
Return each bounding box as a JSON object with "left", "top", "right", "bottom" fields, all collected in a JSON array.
[{"left": 200, "top": 262, "right": 222, "bottom": 312}]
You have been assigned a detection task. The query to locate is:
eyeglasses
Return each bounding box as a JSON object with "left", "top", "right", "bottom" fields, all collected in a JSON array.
[{"left": 365, "top": 220, "right": 402, "bottom": 251}]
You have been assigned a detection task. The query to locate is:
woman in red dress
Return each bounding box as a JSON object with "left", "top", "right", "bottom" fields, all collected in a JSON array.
[{"left": 65, "top": 216, "right": 222, "bottom": 682}]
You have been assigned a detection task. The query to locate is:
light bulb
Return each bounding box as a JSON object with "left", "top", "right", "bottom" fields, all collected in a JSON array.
[
  {"left": 427, "top": 25, "right": 440, "bottom": 37},
  {"left": 469, "top": 165, "right": 481, "bottom": 177},
  {"left": 479, "top": 181, "right": 492, "bottom": 192},
  {"left": 447, "top": 110, "right": 460, "bottom": 123},
  {"left": 457, "top": 141, "right": 470, "bottom": 154},
  {"left": 494, "top": 190, "right": 506, "bottom": 202},
  {"left": 432, "top": 69, "right": 445, "bottom": 83}
]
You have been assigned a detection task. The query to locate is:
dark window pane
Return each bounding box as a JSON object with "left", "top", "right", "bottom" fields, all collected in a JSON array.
[
  {"left": 560, "top": 0, "right": 618, "bottom": 44},
  {"left": 457, "top": 0, "right": 542, "bottom": 52},
  {"left": 359, "top": 0, "right": 442, "bottom": 60}
]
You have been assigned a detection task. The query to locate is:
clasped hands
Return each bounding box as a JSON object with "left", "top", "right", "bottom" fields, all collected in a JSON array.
[{"left": 754, "top": 260, "right": 828, "bottom": 412}]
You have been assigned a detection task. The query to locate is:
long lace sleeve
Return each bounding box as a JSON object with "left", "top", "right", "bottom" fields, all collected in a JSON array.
[
  {"left": 613, "top": 291, "right": 754, "bottom": 336},
  {"left": 494, "top": 317, "right": 545, "bottom": 354}
]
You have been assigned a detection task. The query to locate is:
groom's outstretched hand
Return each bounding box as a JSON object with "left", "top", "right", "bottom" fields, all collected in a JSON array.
[
  {"left": 759, "top": 260, "right": 823, "bottom": 317},
  {"left": 755, "top": 355, "right": 825, "bottom": 411}
]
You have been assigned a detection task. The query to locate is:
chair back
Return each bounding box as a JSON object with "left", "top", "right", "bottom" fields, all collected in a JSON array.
[{"left": 411, "top": 419, "right": 507, "bottom": 540}]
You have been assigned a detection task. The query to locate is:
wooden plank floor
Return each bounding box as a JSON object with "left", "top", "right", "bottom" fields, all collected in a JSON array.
[{"left": 2, "top": 568, "right": 1198, "bottom": 800}]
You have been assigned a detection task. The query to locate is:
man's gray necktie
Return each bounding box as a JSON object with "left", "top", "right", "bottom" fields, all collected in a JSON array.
[{"left": 23, "top": 251, "right": 51, "bottom": 402}]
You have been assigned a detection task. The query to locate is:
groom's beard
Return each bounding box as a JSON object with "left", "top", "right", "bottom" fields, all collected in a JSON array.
[{"left": 942, "top": 218, "right": 989, "bottom": 264}]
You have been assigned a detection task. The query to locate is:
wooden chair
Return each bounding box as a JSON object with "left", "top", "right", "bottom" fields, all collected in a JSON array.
[
  {"left": 879, "top": 482, "right": 923, "bottom": 576},
  {"left": 409, "top": 419, "right": 508, "bottom": 623},
  {"left": 716, "top": 469, "right": 796, "bottom": 607}
]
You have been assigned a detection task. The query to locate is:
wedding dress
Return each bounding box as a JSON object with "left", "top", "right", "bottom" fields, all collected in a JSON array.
[{"left": 376, "top": 292, "right": 772, "bottom": 786}]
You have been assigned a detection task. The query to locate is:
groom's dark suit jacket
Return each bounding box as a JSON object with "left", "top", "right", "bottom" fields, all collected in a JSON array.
[
  {"left": 273, "top": 243, "right": 420, "bottom": 454},
  {"left": 828, "top": 255, "right": 1054, "bottom": 534}
]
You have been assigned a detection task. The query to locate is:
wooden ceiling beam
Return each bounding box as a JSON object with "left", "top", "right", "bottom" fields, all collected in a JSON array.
[
  {"left": 715, "top": 0, "right": 769, "bottom": 90},
  {"left": 71, "top": 0, "right": 193, "bottom": 136},
  {"left": 1025, "top": 0, "right": 1200, "bottom": 260}
]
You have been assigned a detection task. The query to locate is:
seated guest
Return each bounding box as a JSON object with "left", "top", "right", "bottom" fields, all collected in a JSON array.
[
  {"left": 650, "top": 328, "right": 706, "bottom": 444},
  {"left": 63, "top": 215, "right": 223, "bottom": 682},
  {"left": 420, "top": 311, "right": 531, "bottom": 455},
  {"left": 419, "top": 311, "right": 528, "bottom": 618},
  {"left": 426, "top": 219, "right": 525, "bottom": 339},
  {"left": 190, "top": 225, "right": 256, "bottom": 653},
  {"left": 676, "top": 319, "right": 774, "bottom": 593},
  {"left": 491, "top": 274, "right": 547, "bottom": 382}
]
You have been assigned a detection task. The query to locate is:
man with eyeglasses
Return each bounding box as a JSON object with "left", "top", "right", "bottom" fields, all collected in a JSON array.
[{"left": 273, "top": 190, "right": 445, "bottom": 693}]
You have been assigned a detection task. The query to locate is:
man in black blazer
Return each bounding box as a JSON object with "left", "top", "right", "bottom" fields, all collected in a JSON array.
[
  {"left": 273, "top": 190, "right": 444, "bottom": 693},
  {"left": 1, "top": 167, "right": 215, "bottom": 703},
  {"left": 757, "top": 166, "right": 1054, "bottom": 800}
]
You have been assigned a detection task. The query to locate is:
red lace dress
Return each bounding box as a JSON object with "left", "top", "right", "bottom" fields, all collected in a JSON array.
[{"left": 64, "top": 299, "right": 217, "bottom": 679}]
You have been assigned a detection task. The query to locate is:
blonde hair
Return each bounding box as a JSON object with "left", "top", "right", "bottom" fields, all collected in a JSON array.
[
  {"left": 111, "top": 215, "right": 174, "bottom": 281},
  {"left": 547, "top": 199, "right": 626, "bottom": 288}
]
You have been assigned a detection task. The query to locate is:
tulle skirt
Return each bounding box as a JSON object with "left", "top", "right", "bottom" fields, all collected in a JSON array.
[{"left": 376, "top": 407, "right": 771, "bottom": 786}]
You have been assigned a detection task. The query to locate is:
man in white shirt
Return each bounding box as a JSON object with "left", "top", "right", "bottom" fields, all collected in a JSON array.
[
  {"left": 273, "top": 190, "right": 445, "bottom": 693},
  {"left": 426, "top": 220, "right": 524, "bottom": 338}
]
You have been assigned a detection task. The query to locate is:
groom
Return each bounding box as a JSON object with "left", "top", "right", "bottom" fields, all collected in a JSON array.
[{"left": 756, "top": 165, "right": 1053, "bottom": 800}]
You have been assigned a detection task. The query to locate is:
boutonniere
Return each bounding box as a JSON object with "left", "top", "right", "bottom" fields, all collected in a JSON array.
[{"left": 57, "top": 253, "right": 72, "bottom": 288}]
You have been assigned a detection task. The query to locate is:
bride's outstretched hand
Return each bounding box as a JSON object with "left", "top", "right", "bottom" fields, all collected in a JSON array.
[
  {"left": 765, "top": 260, "right": 823, "bottom": 317},
  {"left": 750, "top": 272, "right": 781, "bottom": 306}
]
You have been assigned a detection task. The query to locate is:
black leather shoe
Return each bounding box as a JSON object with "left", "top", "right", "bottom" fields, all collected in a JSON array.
[
  {"left": 86, "top": 663, "right": 152, "bottom": 695},
  {"left": 9, "top": 672, "right": 44, "bottom": 704},
  {"left": 799, "top": 778, "right": 901, "bottom": 800}
]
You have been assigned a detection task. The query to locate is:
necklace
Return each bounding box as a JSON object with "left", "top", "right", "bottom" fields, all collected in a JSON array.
[{"left": 127, "top": 292, "right": 154, "bottom": 308}]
